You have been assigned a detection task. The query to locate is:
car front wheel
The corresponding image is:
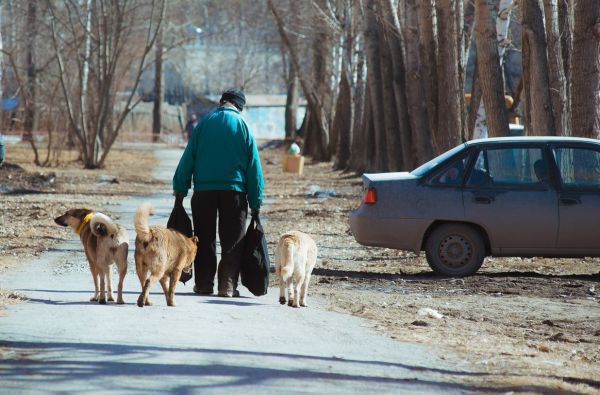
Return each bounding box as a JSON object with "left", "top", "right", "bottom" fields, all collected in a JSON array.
[{"left": 425, "top": 224, "right": 486, "bottom": 277}]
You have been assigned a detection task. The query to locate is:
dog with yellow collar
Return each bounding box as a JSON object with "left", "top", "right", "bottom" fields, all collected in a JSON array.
[{"left": 54, "top": 208, "right": 129, "bottom": 304}]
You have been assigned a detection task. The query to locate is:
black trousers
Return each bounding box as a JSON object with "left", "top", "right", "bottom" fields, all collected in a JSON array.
[{"left": 191, "top": 190, "right": 248, "bottom": 294}]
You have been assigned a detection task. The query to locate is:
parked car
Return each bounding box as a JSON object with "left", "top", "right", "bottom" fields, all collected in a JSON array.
[{"left": 350, "top": 136, "right": 600, "bottom": 276}]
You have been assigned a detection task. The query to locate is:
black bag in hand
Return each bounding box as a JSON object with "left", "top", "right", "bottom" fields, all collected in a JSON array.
[
  {"left": 167, "top": 197, "right": 194, "bottom": 284},
  {"left": 241, "top": 213, "right": 270, "bottom": 296}
]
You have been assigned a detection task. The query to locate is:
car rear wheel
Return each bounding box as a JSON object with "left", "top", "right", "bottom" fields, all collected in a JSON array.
[{"left": 425, "top": 224, "right": 485, "bottom": 277}]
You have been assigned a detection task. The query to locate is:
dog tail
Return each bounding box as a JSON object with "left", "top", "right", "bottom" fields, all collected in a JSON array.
[
  {"left": 134, "top": 202, "right": 153, "bottom": 242},
  {"left": 279, "top": 238, "right": 295, "bottom": 282},
  {"left": 90, "top": 212, "right": 119, "bottom": 238}
]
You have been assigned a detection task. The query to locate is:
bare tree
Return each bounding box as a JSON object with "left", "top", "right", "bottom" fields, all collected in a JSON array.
[{"left": 47, "top": 0, "right": 166, "bottom": 168}]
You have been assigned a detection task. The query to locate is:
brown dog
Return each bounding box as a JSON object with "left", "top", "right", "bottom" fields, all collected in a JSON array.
[
  {"left": 54, "top": 209, "right": 129, "bottom": 304},
  {"left": 134, "top": 202, "right": 197, "bottom": 307},
  {"left": 275, "top": 231, "right": 317, "bottom": 308}
]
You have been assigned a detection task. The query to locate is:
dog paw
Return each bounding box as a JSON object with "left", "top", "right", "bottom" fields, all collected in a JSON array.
[
  {"left": 292, "top": 303, "right": 300, "bottom": 308},
  {"left": 145, "top": 300, "right": 153, "bottom": 306},
  {"left": 117, "top": 299, "right": 124, "bottom": 305},
  {"left": 137, "top": 295, "right": 144, "bottom": 307},
  {"left": 98, "top": 298, "right": 107, "bottom": 305},
  {"left": 107, "top": 295, "right": 115, "bottom": 302},
  {"left": 300, "top": 302, "right": 307, "bottom": 307},
  {"left": 90, "top": 295, "right": 99, "bottom": 302},
  {"left": 167, "top": 302, "right": 176, "bottom": 307},
  {"left": 279, "top": 297, "right": 286, "bottom": 305},
  {"left": 287, "top": 299, "right": 294, "bottom": 307}
]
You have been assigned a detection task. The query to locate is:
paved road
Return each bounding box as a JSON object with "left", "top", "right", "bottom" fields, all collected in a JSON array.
[{"left": 0, "top": 148, "right": 475, "bottom": 394}]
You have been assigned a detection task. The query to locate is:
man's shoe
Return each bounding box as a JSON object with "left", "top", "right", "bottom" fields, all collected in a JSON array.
[
  {"left": 217, "top": 289, "right": 240, "bottom": 298},
  {"left": 193, "top": 285, "right": 213, "bottom": 295}
]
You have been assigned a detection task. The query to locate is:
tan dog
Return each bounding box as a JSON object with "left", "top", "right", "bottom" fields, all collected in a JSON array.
[
  {"left": 275, "top": 231, "right": 317, "bottom": 308},
  {"left": 54, "top": 209, "right": 128, "bottom": 304},
  {"left": 134, "top": 202, "right": 197, "bottom": 307}
]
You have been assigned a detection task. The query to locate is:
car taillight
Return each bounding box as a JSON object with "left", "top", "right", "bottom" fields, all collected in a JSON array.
[{"left": 364, "top": 187, "right": 377, "bottom": 204}]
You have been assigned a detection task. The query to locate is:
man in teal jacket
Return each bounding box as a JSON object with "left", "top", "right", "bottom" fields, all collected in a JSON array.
[{"left": 173, "top": 89, "right": 264, "bottom": 297}]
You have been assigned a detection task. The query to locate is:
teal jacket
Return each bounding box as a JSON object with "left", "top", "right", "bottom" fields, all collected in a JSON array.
[{"left": 173, "top": 106, "right": 264, "bottom": 209}]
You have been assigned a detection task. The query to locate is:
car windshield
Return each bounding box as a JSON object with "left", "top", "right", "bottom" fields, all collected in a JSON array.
[{"left": 411, "top": 144, "right": 467, "bottom": 177}]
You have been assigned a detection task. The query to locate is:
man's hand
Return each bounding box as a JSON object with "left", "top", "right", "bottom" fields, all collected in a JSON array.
[{"left": 251, "top": 208, "right": 260, "bottom": 217}]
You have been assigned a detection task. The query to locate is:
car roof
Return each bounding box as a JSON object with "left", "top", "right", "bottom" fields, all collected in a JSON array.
[{"left": 466, "top": 136, "right": 600, "bottom": 146}]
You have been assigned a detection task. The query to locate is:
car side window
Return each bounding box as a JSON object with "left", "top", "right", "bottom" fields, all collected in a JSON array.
[
  {"left": 554, "top": 147, "right": 600, "bottom": 189},
  {"left": 467, "top": 147, "right": 545, "bottom": 188},
  {"left": 429, "top": 156, "right": 469, "bottom": 187}
]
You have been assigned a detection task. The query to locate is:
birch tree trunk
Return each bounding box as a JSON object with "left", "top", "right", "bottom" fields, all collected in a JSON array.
[
  {"left": 522, "top": 0, "right": 555, "bottom": 136},
  {"left": 571, "top": 0, "right": 600, "bottom": 138},
  {"left": 474, "top": 0, "right": 510, "bottom": 137}
]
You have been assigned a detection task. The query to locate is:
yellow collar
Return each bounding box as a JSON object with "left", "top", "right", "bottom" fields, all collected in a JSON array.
[{"left": 77, "top": 213, "right": 94, "bottom": 236}]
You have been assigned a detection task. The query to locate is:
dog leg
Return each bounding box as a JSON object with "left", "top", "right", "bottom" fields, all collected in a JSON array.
[
  {"left": 138, "top": 274, "right": 159, "bottom": 307},
  {"left": 278, "top": 274, "right": 286, "bottom": 305},
  {"left": 98, "top": 268, "right": 107, "bottom": 305},
  {"left": 300, "top": 272, "right": 312, "bottom": 307},
  {"left": 106, "top": 266, "right": 114, "bottom": 302},
  {"left": 166, "top": 272, "right": 180, "bottom": 307},
  {"left": 136, "top": 264, "right": 152, "bottom": 306},
  {"left": 292, "top": 275, "right": 304, "bottom": 308},
  {"left": 89, "top": 265, "right": 100, "bottom": 302},
  {"left": 117, "top": 262, "right": 126, "bottom": 304},
  {"left": 159, "top": 276, "right": 172, "bottom": 306},
  {"left": 286, "top": 278, "right": 294, "bottom": 307}
]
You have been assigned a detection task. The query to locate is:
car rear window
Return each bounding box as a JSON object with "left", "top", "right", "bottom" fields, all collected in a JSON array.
[{"left": 411, "top": 144, "right": 466, "bottom": 177}]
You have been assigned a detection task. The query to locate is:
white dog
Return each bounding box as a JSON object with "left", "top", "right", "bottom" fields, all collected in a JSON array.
[{"left": 275, "top": 231, "right": 317, "bottom": 308}]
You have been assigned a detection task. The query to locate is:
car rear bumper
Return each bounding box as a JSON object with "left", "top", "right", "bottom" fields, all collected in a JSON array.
[{"left": 349, "top": 207, "right": 425, "bottom": 253}]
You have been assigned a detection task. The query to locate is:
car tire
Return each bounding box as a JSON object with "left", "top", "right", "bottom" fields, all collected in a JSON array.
[{"left": 425, "top": 223, "right": 486, "bottom": 277}]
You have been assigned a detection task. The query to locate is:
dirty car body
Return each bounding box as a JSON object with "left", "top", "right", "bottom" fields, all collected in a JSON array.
[{"left": 350, "top": 136, "right": 600, "bottom": 276}]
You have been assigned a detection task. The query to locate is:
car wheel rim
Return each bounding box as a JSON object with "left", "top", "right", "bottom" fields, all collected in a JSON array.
[{"left": 439, "top": 235, "right": 472, "bottom": 268}]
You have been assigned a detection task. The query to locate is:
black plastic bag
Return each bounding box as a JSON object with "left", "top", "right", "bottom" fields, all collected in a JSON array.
[
  {"left": 167, "top": 197, "right": 194, "bottom": 284},
  {"left": 241, "top": 214, "right": 270, "bottom": 296}
]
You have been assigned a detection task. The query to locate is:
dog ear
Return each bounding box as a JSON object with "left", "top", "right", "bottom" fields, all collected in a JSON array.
[{"left": 70, "top": 208, "right": 93, "bottom": 219}]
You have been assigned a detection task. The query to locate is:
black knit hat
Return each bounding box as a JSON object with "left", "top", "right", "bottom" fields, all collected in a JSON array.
[{"left": 220, "top": 89, "right": 246, "bottom": 111}]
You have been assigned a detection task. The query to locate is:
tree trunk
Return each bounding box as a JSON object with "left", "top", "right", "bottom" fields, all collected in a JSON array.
[
  {"left": 522, "top": 0, "right": 555, "bottom": 136},
  {"left": 24, "top": 0, "right": 37, "bottom": 142},
  {"left": 558, "top": 0, "right": 573, "bottom": 135},
  {"left": 543, "top": 0, "right": 568, "bottom": 136},
  {"left": 377, "top": 9, "right": 402, "bottom": 171},
  {"left": 364, "top": 0, "right": 387, "bottom": 171},
  {"left": 436, "top": 0, "right": 463, "bottom": 152},
  {"left": 474, "top": 0, "right": 510, "bottom": 137},
  {"left": 284, "top": 65, "right": 298, "bottom": 140},
  {"left": 381, "top": 0, "right": 414, "bottom": 170},
  {"left": 348, "top": 39, "right": 367, "bottom": 173},
  {"left": 416, "top": 0, "right": 438, "bottom": 149},
  {"left": 403, "top": 0, "right": 434, "bottom": 165},
  {"left": 473, "top": 0, "right": 512, "bottom": 139},
  {"left": 571, "top": 0, "right": 600, "bottom": 138},
  {"left": 152, "top": 20, "right": 164, "bottom": 143},
  {"left": 332, "top": 59, "right": 352, "bottom": 170}
]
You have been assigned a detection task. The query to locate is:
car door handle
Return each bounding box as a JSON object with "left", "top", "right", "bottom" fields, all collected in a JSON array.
[
  {"left": 474, "top": 196, "right": 493, "bottom": 204},
  {"left": 560, "top": 197, "right": 580, "bottom": 206}
]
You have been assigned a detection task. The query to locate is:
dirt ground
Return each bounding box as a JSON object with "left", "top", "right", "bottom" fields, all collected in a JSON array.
[{"left": 1, "top": 142, "right": 599, "bottom": 393}]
